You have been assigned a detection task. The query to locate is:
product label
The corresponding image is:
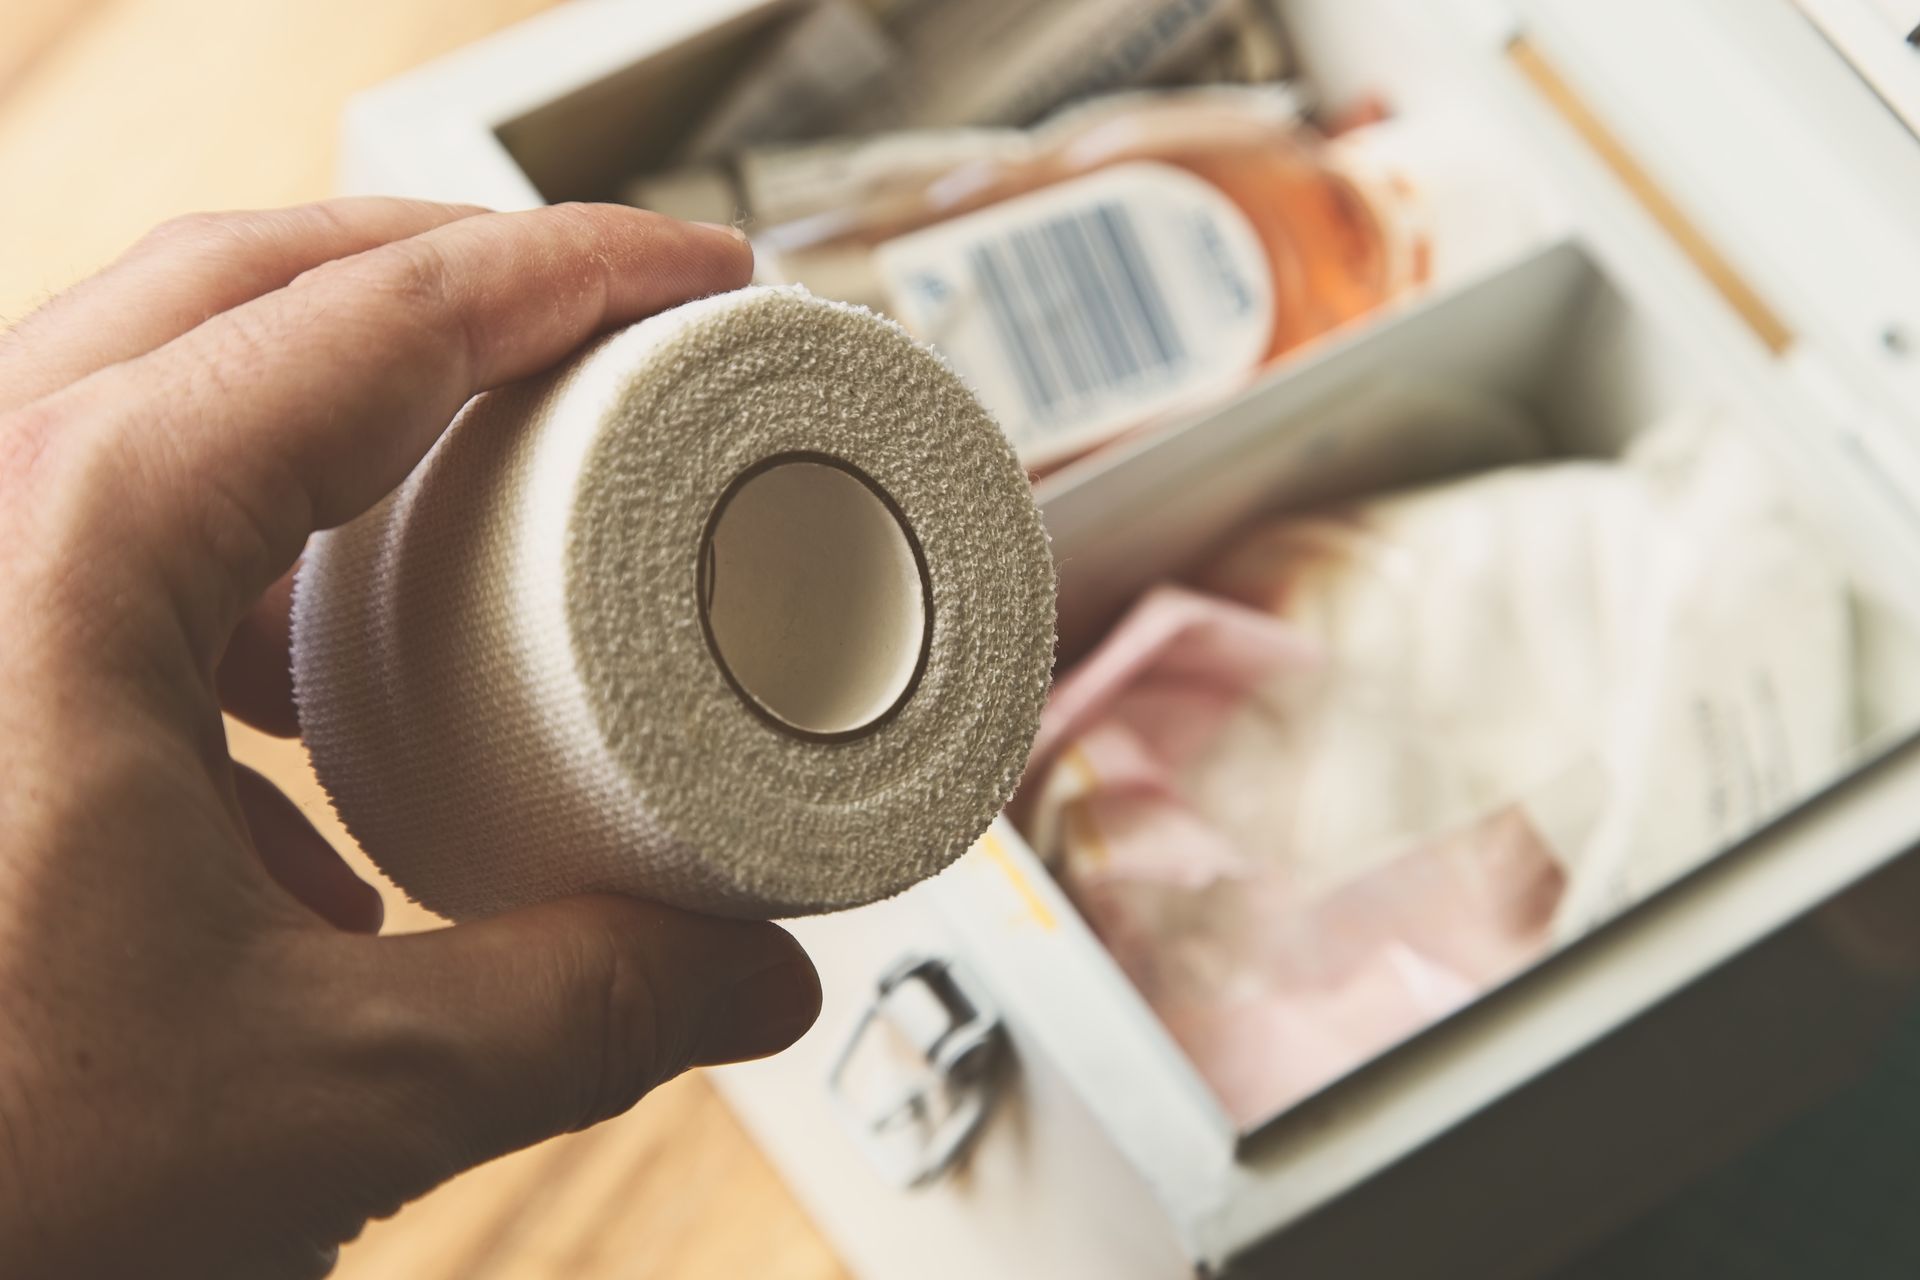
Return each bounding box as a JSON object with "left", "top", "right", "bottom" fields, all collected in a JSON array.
[{"left": 876, "top": 162, "right": 1274, "bottom": 465}]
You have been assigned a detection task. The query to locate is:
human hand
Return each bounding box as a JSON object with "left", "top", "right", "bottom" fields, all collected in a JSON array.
[{"left": 0, "top": 199, "right": 820, "bottom": 1278}]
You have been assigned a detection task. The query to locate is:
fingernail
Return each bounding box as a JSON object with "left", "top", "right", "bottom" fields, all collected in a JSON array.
[
  {"left": 694, "top": 219, "right": 749, "bottom": 242},
  {"left": 694, "top": 952, "right": 822, "bottom": 1066}
]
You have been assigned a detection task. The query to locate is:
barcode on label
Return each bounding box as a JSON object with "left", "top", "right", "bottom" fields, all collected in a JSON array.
[{"left": 967, "top": 202, "right": 1190, "bottom": 422}]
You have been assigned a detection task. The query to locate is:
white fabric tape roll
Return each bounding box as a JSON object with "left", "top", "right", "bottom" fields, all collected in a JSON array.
[{"left": 291, "top": 286, "right": 1055, "bottom": 920}]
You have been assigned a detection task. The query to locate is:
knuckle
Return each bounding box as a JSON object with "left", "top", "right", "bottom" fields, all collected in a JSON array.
[
  {"left": 302, "top": 235, "right": 472, "bottom": 368},
  {"left": 566, "top": 905, "right": 676, "bottom": 1129},
  {"left": 362, "top": 234, "right": 458, "bottom": 311},
  {"left": 138, "top": 209, "right": 248, "bottom": 253},
  {"left": 202, "top": 297, "right": 281, "bottom": 377},
  {"left": 367, "top": 235, "right": 485, "bottom": 380},
  {"left": 294, "top": 232, "right": 451, "bottom": 316},
  {"left": 292, "top": 197, "right": 355, "bottom": 240},
  {"left": 0, "top": 398, "right": 65, "bottom": 494},
  {"left": 126, "top": 319, "right": 298, "bottom": 594},
  {"left": 140, "top": 205, "right": 356, "bottom": 280},
  {"left": 0, "top": 402, "right": 85, "bottom": 602},
  {"left": 225, "top": 203, "right": 349, "bottom": 260},
  {"left": 194, "top": 456, "right": 293, "bottom": 604},
  {"left": 0, "top": 401, "right": 124, "bottom": 641}
]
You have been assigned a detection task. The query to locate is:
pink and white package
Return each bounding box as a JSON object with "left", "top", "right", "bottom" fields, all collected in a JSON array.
[
  {"left": 1021, "top": 585, "right": 1569, "bottom": 1126},
  {"left": 1020, "top": 413, "right": 1853, "bottom": 1128}
]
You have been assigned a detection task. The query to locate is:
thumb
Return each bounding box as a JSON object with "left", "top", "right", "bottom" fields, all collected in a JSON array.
[{"left": 354, "top": 896, "right": 820, "bottom": 1172}]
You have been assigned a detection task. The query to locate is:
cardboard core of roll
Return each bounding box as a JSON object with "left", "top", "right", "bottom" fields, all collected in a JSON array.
[{"left": 699, "top": 453, "right": 932, "bottom": 740}]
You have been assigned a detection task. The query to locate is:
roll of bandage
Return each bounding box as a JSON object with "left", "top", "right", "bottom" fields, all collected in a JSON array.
[{"left": 291, "top": 286, "right": 1055, "bottom": 920}]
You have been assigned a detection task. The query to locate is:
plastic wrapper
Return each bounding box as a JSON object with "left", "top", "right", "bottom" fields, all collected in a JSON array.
[
  {"left": 1022, "top": 411, "right": 1857, "bottom": 1126},
  {"left": 678, "top": 0, "right": 1252, "bottom": 161}
]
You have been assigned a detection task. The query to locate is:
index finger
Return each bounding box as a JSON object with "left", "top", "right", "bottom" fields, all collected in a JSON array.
[
  {"left": 30, "top": 203, "right": 752, "bottom": 661},
  {"left": 0, "top": 198, "right": 491, "bottom": 415}
]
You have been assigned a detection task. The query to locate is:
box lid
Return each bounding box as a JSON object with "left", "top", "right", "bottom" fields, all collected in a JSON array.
[
  {"left": 1506, "top": 0, "right": 1920, "bottom": 396},
  {"left": 1495, "top": 0, "right": 1920, "bottom": 582}
]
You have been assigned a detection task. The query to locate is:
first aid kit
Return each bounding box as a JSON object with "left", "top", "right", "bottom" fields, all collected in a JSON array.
[{"left": 340, "top": 1, "right": 1920, "bottom": 1274}]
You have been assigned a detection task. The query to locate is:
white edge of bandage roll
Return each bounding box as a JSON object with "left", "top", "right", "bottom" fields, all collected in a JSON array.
[{"left": 291, "top": 286, "right": 1055, "bottom": 921}]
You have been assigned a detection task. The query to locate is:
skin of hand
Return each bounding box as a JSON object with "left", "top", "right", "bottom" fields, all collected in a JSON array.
[{"left": 0, "top": 199, "right": 822, "bottom": 1278}]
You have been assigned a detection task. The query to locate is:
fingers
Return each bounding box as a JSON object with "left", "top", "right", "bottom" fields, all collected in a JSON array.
[
  {"left": 356, "top": 897, "right": 817, "bottom": 1165},
  {"left": 218, "top": 568, "right": 299, "bottom": 737},
  {"left": 0, "top": 198, "right": 490, "bottom": 415},
  {"left": 43, "top": 203, "right": 752, "bottom": 661},
  {"left": 233, "top": 764, "right": 384, "bottom": 933}
]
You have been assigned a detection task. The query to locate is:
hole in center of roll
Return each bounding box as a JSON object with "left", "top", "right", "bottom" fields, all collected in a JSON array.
[{"left": 698, "top": 453, "right": 932, "bottom": 741}]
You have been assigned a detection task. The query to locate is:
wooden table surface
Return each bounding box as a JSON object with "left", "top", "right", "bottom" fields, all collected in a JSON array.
[{"left": 0, "top": 3, "right": 848, "bottom": 1276}]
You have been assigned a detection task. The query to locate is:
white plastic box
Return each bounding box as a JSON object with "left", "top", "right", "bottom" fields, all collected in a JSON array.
[{"left": 342, "top": 1, "right": 1920, "bottom": 1274}]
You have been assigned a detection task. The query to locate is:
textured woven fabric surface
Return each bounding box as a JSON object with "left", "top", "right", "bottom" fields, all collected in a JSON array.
[{"left": 292, "top": 286, "right": 1055, "bottom": 920}]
